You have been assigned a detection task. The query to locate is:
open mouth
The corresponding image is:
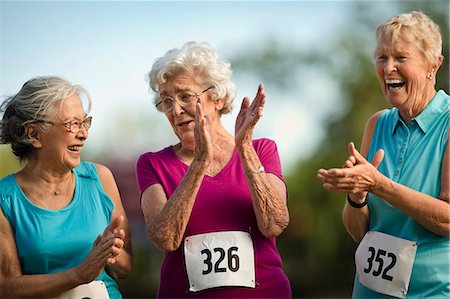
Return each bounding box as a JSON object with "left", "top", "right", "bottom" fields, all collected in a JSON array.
[
  {"left": 386, "top": 79, "right": 405, "bottom": 90},
  {"left": 68, "top": 145, "right": 83, "bottom": 153}
]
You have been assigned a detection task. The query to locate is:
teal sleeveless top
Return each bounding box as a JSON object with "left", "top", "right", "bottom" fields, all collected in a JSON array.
[
  {"left": 0, "top": 162, "right": 122, "bottom": 299},
  {"left": 353, "top": 90, "right": 450, "bottom": 298}
]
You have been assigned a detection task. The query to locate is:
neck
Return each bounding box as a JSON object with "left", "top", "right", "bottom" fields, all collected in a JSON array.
[
  {"left": 399, "top": 88, "right": 436, "bottom": 123},
  {"left": 23, "top": 163, "right": 73, "bottom": 197}
]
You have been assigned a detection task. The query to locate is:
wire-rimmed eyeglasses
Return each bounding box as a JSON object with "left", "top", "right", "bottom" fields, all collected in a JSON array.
[
  {"left": 156, "top": 86, "right": 214, "bottom": 113},
  {"left": 37, "top": 116, "right": 92, "bottom": 133}
]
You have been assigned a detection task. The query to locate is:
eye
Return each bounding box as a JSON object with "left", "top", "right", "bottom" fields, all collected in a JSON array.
[
  {"left": 179, "top": 92, "right": 195, "bottom": 103},
  {"left": 160, "top": 97, "right": 173, "bottom": 106},
  {"left": 376, "top": 55, "right": 387, "bottom": 62}
]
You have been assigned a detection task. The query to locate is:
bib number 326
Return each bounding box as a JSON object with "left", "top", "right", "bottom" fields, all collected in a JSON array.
[
  {"left": 184, "top": 231, "right": 255, "bottom": 292},
  {"left": 355, "top": 231, "right": 417, "bottom": 298}
]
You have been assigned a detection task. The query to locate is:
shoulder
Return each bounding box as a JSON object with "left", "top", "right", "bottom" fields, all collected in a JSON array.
[
  {"left": 252, "top": 138, "right": 278, "bottom": 151},
  {"left": 136, "top": 146, "right": 174, "bottom": 169},
  {"left": 93, "top": 163, "right": 116, "bottom": 186}
]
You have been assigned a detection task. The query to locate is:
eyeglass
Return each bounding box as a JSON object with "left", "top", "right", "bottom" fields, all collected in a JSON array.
[
  {"left": 39, "top": 116, "right": 92, "bottom": 133},
  {"left": 156, "top": 86, "right": 214, "bottom": 113}
]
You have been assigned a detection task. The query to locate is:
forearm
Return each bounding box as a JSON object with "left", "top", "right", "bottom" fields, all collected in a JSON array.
[
  {"left": 342, "top": 193, "right": 370, "bottom": 242},
  {"left": 1, "top": 268, "right": 80, "bottom": 298},
  {"left": 150, "top": 161, "right": 206, "bottom": 251},
  {"left": 373, "top": 175, "right": 450, "bottom": 236},
  {"left": 237, "top": 144, "right": 289, "bottom": 237},
  {"left": 109, "top": 248, "right": 132, "bottom": 279}
]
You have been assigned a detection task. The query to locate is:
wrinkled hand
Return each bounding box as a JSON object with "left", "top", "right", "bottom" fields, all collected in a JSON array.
[
  {"left": 235, "top": 84, "right": 266, "bottom": 147},
  {"left": 317, "top": 142, "right": 384, "bottom": 194},
  {"left": 193, "top": 99, "right": 213, "bottom": 168},
  {"left": 75, "top": 216, "right": 125, "bottom": 283}
]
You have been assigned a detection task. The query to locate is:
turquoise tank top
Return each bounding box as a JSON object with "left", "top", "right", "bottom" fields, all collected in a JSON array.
[
  {"left": 353, "top": 90, "right": 450, "bottom": 298},
  {"left": 0, "top": 162, "right": 122, "bottom": 299}
]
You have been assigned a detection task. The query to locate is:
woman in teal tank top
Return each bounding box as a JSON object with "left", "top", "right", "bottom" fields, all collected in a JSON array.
[
  {"left": 0, "top": 76, "right": 132, "bottom": 298},
  {"left": 318, "top": 12, "right": 449, "bottom": 298}
]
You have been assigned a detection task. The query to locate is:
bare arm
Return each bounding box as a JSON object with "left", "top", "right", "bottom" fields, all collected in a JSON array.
[
  {"left": 370, "top": 134, "right": 450, "bottom": 236},
  {"left": 235, "top": 85, "right": 289, "bottom": 237},
  {"left": 96, "top": 163, "right": 133, "bottom": 278},
  {"left": 237, "top": 143, "right": 289, "bottom": 237},
  {"left": 319, "top": 117, "right": 450, "bottom": 239},
  {"left": 0, "top": 208, "right": 116, "bottom": 298},
  {"left": 141, "top": 161, "right": 207, "bottom": 252},
  {"left": 341, "top": 112, "right": 382, "bottom": 242},
  {"left": 141, "top": 100, "right": 212, "bottom": 252}
]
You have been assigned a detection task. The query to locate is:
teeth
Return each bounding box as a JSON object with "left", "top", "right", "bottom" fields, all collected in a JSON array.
[
  {"left": 385, "top": 79, "right": 404, "bottom": 84},
  {"left": 68, "top": 146, "right": 82, "bottom": 151}
]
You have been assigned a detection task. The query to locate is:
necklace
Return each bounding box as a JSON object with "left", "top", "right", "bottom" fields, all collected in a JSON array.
[{"left": 24, "top": 166, "right": 73, "bottom": 196}]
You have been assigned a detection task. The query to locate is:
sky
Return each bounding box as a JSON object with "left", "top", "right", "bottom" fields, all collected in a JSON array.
[{"left": 0, "top": 0, "right": 420, "bottom": 173}]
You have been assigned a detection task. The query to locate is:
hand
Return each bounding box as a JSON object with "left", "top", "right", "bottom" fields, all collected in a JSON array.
[
  {"left": 235, "top": 84, "right": 266, "bottom": 147},
  {"left": 193, "top": 99, "right": 213, "bottom": 168},
  {"left": 102, "top": 215, "right": 125, "bottom": 265},
  {"left": 317, "top": 142, "right": 384, "bottom": 194},
  {"left": 75, "top": 216, "right": 125, "bottom": 283}
]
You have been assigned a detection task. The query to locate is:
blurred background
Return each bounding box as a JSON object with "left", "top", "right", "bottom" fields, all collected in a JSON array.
[{"left": 1, "top": 0, "right": 448, "bottom": 298}]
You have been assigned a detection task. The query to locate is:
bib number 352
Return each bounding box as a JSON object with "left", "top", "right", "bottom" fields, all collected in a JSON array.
[
  {"left": 355, "top": 231, "right": 417, "bottom": 299},
  {"left": 184, "top": 231, "right": 255, "bottom": 292}
]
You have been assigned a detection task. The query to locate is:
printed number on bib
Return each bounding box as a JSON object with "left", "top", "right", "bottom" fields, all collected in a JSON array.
[
  {"left": 201, "top": 246, "right": 240, "bottom": 274},
  {"left": 355, "top": 231, "right": 417, "bottom": 298},
  {"left": 184, "top": 231, "right": 255, "bottom": 292}
]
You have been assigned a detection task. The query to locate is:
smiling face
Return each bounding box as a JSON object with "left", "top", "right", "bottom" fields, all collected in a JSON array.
[
  {"left": 375, "top": 29, "right": 435, "bottom": 113},
  {"left": 34, "top": 95, "right": 89, "bottom": 172},
  {"left": 159, "top": 72, "right": 218, "bottom": 150}
]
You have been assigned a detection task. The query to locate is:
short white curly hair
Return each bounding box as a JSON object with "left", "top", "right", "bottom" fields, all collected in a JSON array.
[{"left": 147, "top": 41, "right": 236, "bottom": 115}]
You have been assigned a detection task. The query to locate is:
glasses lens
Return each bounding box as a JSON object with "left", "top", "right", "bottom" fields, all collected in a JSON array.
[
  {"left": 179, "top": 92, "right": 196, "bottom": 104},
  {"left": 160, "top": 97, "right": 173, "bottom": 112},
  {"left": 84, "top": 116, "right": 92, "bottom": 130}
]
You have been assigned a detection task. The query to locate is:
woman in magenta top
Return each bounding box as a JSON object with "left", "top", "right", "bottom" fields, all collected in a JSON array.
[{"left": 136, "top": 41, "right": 291, "bottom": 298}]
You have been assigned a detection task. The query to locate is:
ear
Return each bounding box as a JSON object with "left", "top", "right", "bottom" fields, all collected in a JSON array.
[
  {"left": 430, "top": 55, "right": 444, "bottom": 77},
  {"left": 215, "top": 99, "right": 225, "bottom": 111},
  {"left": 26, "top": 124, "right": 43, "bottom": 149}
]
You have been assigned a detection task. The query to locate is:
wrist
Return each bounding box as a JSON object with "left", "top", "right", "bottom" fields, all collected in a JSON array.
[{"left": 347, "top": 193, "right": 368, "bottom": 208}]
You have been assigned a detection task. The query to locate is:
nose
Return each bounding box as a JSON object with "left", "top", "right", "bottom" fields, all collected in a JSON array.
[
  {"left": 171, "top": 100, "right": 185, "bottom": 116},
  {"left": 384, "top": 57, "right": 397, "bottom": 74},
  {"left": 76, "top": 126, "right": 88, "bottom": 141}
]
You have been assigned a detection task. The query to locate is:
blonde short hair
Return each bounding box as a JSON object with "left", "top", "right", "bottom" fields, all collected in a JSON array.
[{"left": 376, "top": 11, "right": 443, "bottom": 65}]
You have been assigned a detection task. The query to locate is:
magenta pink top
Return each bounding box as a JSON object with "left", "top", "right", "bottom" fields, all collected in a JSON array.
[{"left": 136, "top": 138, "right": 291, "bottom": 298}]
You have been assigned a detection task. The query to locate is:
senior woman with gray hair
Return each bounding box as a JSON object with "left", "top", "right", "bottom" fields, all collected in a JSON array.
[
  {"left": 0, "top": 76, "right": 132, "bottom": 298},
  {"left": 318, "top": 11, "right": 449, "bottom": 298},
  {"left": 136, "top": 41, "right": 290, "bottom": 298}
]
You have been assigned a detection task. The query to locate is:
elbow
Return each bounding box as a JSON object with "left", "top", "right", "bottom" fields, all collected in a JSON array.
[
  {"left": 148, "top": 229, "right": 181, "bottom": 252},
  {"left": 259, "top": 215, "right": 289, "bottom": 238}
]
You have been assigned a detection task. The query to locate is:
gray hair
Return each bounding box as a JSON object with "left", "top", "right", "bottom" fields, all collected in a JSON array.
[
  {"left": 376, "top": 11, "right": 443, "bottom": 65},
  {"left": 147, "top": 41, "right": 236, "bottom": 115},
  {"left": 0, "top": 76, "right": 91, "bottom": 161}
]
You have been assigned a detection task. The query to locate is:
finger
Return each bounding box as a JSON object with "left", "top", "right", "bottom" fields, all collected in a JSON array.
[
  {"left": 348, "top": 142, "right": 366, "bottom": 164},
  {"left": 93, "top": 234, "right": 102, "bottom": 246},
  {"left": 343, "top": 160, "right": 354, "bottom": 168},
  {"left": 104, "top": 215, "right": 124, "bottom": 236},
  {"left": 115, "top": 229, "right": 125, "bottom": 240},
  {"left": 371, "top": 149, "right": 385, "bottom": 168},
  {"left": 238, "top": 97, "right": 251, "bottom": 118}
]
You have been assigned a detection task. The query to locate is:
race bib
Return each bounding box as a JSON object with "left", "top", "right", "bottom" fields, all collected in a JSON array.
[
  {"left": 184, "top": 231, "right": 256, "bottom": 292},
  {"left": 51, "top": 281, "right": 110, "bottom": 299},
  {"left": 355, "top": 231, "right": 417, "bottom": 298}
]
